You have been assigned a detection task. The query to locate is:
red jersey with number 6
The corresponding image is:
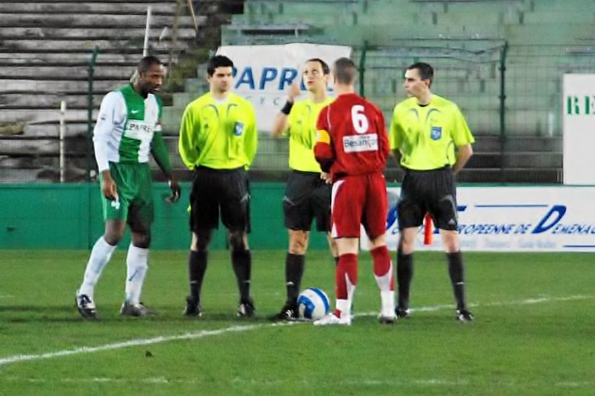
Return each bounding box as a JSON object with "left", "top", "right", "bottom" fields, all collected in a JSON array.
[{"left": 314, "top": 93, "right": 389, "bottom": 180}]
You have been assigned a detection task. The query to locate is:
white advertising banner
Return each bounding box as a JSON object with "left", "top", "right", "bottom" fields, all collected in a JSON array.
[
  {"left": 376, "top": 186, "right": 595, "bottom": 252},
  {"left": 216, "top": 44, "right": 352, "bottom": 132},
  {"left": 563, "top": 74, "right": 595, "bottom": 185}
]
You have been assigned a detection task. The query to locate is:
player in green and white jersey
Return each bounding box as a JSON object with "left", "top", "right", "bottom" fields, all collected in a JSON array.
[
  {"left": 178, "top": 55, "right": 258, "bottom": 318},
  {"left": 269, "top": 58, "right": 338, "bottom": 321},
  {"left": 75, "top": 56, "right": 181, "bottom": 320}
]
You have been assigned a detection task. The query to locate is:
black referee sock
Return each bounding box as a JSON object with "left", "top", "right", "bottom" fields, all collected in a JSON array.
[
  {"left": 397, "top": 249, "right": 414, "bottom": 310},
  {"left": 188, "top": 250, "right": 208, "bottom": 303},
  {"left": 446, "top": 251, "right": 467, "bottom": 311},
  {"left": 285, "top": 253, "right": 305, "bottom": 305},
  {"left": 232, "top": 249, "right": 252, "bottom": 302}
]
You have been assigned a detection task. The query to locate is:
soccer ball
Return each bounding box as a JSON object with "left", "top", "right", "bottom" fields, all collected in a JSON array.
[{"left": 297, "top": 287, "right": 330, "bottom": 320}]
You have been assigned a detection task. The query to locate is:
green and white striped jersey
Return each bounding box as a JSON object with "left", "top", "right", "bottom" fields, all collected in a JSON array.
[{"left": 93, "top": 84, "right": 162, "bottom": 172}]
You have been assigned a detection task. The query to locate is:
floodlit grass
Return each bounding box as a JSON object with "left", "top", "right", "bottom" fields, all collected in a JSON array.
[{"left": 1, "top": 249, "right": 594, "bottom": 395}]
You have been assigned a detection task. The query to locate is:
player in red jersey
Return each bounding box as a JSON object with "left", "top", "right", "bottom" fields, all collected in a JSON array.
[{"left": 313, "top": 57, "right": 395, "bottom": 326}]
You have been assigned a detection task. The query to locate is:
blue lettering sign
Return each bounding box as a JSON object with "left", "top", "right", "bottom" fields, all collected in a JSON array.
[
  {"left": 236, "top": 67, "right": 255, "bottom": 90},
  {"left": 532, "top": 205, "right": 566, "bottom": 234},
  {"left": 279, "top": 68, "right": 298, "bottom": 90},
  {"left": 232, "top": 66, "right": 340, "bottom": 93},
  {"left": 259, "top": 67, "right": 278, "bottom": 90},
  {"left": 385, "top": 204, "right": 468, "bottom": 232},
  {"left": 386, "top": 207, "right": 398, "bottom": 230}
]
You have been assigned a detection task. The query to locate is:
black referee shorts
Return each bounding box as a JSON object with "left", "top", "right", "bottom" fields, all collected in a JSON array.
[
  {"left": 397, "top": 167, "right": 458, "bottom": 231},
  {"left": 282, "top": 170, "right": 331, "bottom": 232},
  {"left": 189, "top": 166, "right": 250, "bottom": 233}
]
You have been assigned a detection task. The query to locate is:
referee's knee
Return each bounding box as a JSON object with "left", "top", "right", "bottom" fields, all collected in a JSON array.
[{"left": 228, "top": 230, "right": 247, "bottom": 251}]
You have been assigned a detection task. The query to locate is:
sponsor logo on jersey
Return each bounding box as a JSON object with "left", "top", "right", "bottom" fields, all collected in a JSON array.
[
  {"left": 124, "top": 120, "right": 155, "bottom": 140},
  {"left": 234, "top": 122, "right": 245, "bottom": 136},
  {"left": 343, "top": 134, "right": 378, "bottom": 153}
]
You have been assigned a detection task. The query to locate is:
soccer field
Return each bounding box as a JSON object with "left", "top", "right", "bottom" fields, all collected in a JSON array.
[{"left": 0, "top": 250, "right": 594, "bottom": 396}]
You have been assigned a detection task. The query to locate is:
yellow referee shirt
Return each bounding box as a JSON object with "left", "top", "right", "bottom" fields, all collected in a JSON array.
[
  {"left": 179, "top": 92, "right": 258, "bottom": 170},
  {"left": 389, "top": 94, "right": 474, "bottom": 170},
  {"left": 286, "top": 97, "right": 334, "bottom": 172}
]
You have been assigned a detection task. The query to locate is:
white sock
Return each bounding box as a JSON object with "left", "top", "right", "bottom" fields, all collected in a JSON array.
[
  {"left": 336, "top": 299, "right": 351, "bottom": 318},
  {"left": 374, "top": 266, "right": 395, "bottom": 316},
  {"left": 125, "top": 244, "right": 149, "bottom": 305},
  {"left": 79, "top": 237, "right": 117, "bottom": 300},
  {"left": 336, "top": 274, "right": 356, "bottom": 319},
  {"left": 379, "top": 290, "right": 395, "bottom": 317}
]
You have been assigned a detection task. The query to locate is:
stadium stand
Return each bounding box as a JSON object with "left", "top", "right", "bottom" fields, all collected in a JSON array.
[
  {"left": 2, "top": 0, "right": 594, "bottom": 183},
  {"left": 0, "top": 0, "right": 200, "bottom": 182},
  {"left": 210, "top": 0, "right": 595, "bottom": 183}
]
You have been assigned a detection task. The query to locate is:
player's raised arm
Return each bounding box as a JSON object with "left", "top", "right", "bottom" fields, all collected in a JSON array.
[{"left": 271, "top": 82, "right": 301, "bottom": 138}]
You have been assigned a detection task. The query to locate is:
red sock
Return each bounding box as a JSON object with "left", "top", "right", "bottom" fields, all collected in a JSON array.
[
  {"left": 371, "top": 245, "right": 394, "bottom": 290},
  {"left": 334, "top": 253, "right": 357, "bottom": 317}
]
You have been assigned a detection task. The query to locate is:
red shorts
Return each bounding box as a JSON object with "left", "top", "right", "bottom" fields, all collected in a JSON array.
[{"left": 330, "top": 172, "right": 387, "bottom": 239}]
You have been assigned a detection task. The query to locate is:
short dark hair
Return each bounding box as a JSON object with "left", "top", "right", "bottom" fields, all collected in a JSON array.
[
  {"left": 305, "top": 58, "right": 330, "bottom": 75},
  {"left": 333, "top": 57, "right": 357, "bottom": 85},
  {"left": 407, "top": 62, "right": 434, "bottom": 84},
  {"left": 137, "top": 56, "right": 162, "bottom": 73},
  {"left": 207, "top": 55, "right": 234, "bottom": 76}
]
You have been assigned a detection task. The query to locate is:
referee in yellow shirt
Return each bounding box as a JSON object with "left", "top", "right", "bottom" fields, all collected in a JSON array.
[
  {"left": 389, "top": 62, "right": 475, "bottom": 322},
  {"left": 269, "top": 58, "right": 338, "bottom": 320},
  {"left": 179, "top": 55, "right": 258, "bottom": 318}
]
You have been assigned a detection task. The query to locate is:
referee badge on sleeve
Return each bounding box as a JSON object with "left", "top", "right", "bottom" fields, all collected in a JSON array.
[
  {"left": 233, "top": 122, "right": 245, "bottom": 136},
  {"left": 430, "top": 126, "right": 442, "bottom": 140}
]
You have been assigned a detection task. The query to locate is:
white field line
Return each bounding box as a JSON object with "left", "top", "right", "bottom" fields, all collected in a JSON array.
[
  {"left": 403, "top": 294, "right": 592, "bottom": 314},
  {"left": 2, "top": 377, "right": 472, "bottom": 386},
  {"left": 0, "top": 323, "right": 293, "bottom": 367},
  {"left": 3, "top": 377, "right": 594, "bottom": 389},
  {"left": 0, "top": 295, "right": 590, "bottom": 368}
]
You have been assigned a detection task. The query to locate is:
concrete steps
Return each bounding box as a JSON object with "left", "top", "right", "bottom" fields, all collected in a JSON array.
[
  {"left": 1, "top": 79, "right": 131, "bottom": 94},
  {"left": 0, "top": 109, "right": 97, "bottom": 124},
  {"left": 0, "top": 2, "right": 183, "bottom": 14},
  {"left": 0, "top": 14, "right": 197, "bottom": 28},
  {"left": 0, "top": 1, "right": 250, "bottom": 183},
  {"left": 0, "top": 1, "right": 198, "bottom": 130},
  {"left": 0, "top": 27, "right": 198, "bottom": 41}
]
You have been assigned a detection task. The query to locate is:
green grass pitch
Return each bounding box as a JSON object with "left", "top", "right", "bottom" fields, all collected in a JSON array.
[{"left": 0, "top": 249, "right": 594, "bottom": 395}]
